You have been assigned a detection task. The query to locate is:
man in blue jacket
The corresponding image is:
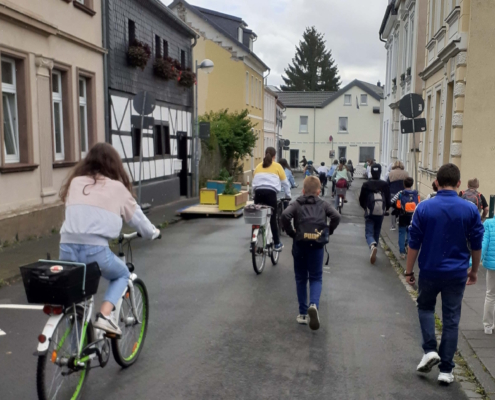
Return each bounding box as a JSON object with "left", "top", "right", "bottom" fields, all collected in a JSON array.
[{"left": 404, "top": 163, "right": 484, "bottom": 384}]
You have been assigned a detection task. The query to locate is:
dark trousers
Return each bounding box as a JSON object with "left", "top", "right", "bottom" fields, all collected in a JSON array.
[
  {"left": 254, "top": 189, "right": 280, "bottom": 245},
  {"left": 365, "top": 215, "right": 384, "bottom": 248},
  {"left": 417, "top": 276, "right": 467, "bottom": 373},
  {"left": 293, "top": 242, "right": 324, "bottom": 315}
]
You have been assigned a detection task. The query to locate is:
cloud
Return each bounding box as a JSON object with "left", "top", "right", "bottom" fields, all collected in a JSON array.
[{"left": 168, "top": 0, "right": 387, "bottom": 88}]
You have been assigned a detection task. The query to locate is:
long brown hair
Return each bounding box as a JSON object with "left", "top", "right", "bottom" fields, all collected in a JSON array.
[
  {"left": 262, "top": 147, "right": 277, "bottom": 168},
  {"left": 60, "top": 142, "right": 133, "bottom": 202},
  {"left": 279, "top": 158, "right": 291, "bottom": 172}
]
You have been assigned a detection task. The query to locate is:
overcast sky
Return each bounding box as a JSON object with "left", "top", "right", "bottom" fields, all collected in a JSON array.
[{"left": 169, "top": 0, "right": 387, "bottom": 88}]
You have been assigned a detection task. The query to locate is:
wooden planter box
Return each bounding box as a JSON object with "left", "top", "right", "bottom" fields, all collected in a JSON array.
[
  {"left": 218, "top": 191, "right": 249, "bottom": 211},
  {"left": 200, "top": 188, "right": 217, "bottom": 205},
  {"left": 206, "top": 180, "right": 242, "bottom": 194}
]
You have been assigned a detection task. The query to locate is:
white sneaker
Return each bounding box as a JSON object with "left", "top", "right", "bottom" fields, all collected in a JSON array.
[
  {"left": 438, "top": 372, "right": 455, "bottom": 384},
  {"left": 416, "top": 352, "right": 441, "bottom": 373},
  {"left": 391, "top": 227, "right": 397, "bottom": 231},
  {"left": 308, "top": 304, "right": 320, "bottom": 331},
  {"left": 485, "top": 327, "right": 493, "bottom": 335},
  {"left": 370, "top": 244, "right": 378, "bottom": 265},
  {"left": 296, "top": 315, "right": 309, "bottom": 325},
  {"left": 93, "top": 313, "right": 122, "bottom": 336}
]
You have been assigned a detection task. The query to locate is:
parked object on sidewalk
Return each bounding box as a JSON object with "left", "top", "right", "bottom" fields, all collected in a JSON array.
[
  {"left": 460, "top": 178, "right": 489, "bottom": 222},
  {"left": 359, "top": 163, "right": 391, "bottom": 264},
  {"left": 282, "top": 176, "right": 341, "bottom": 327},
  {"left": 200, "top": 188, "right": 218, "bottom": 205},
  {"left": 404, "top": 163, "right": 484, "bottom": 380},
  {"left": 480, "top": 216, "right": 495, "bottom": 333}
]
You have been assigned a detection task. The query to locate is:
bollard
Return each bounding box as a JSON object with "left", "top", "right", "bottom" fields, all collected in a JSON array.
[{"left": 490, "top": 195, "right": 495, "bottom": 219}]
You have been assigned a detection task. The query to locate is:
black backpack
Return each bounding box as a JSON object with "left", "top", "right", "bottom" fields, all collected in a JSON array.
[{"left": 294, "top": 197, "right": 329, "bottom": 247}]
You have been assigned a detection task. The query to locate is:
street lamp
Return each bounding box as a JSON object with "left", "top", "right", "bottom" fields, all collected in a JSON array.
[{"left": 194, "top": 59, "right": 214, "bottom": 197}]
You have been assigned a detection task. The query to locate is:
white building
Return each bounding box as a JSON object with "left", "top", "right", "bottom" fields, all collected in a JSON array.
[
  {"left": 379, "top": 0, "right": 427, "bottom": 177},
  {"left": 264, "top": 87, "right": 277, "bottom": 152},
  {"left": 277, "top": 80, "right": 383, "bottom": 170}
]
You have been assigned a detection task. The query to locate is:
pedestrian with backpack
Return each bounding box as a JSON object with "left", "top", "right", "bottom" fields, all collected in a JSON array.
[
  {"left": 281, "top": 176, "right": 341, "bottom": 331},
  {"left": 359, "top": 163, "right": 391, "bottom": 264},
  {"left": 460, "top": 178, "right": 489, "bottom": 222},
  {"left": 391, "top": 177, "right": 419, "bottom": 259}
]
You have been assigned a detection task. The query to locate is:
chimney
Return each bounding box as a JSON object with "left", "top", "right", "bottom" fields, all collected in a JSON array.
[{"left": 377, "top": 80, "right": 382, "bottom": 87}]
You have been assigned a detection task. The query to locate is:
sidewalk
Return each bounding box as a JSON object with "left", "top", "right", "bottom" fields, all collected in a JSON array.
[
  {"left": 0, "top": 197, "right": 198, "bottom": 284},
  {"left": 382, "top": 225, "right": 495, "bottom": 396}
]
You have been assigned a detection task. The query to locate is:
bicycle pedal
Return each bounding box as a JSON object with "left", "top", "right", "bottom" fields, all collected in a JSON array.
[{"left": 104, "top": 333, "right": 121, "bottom": 339}]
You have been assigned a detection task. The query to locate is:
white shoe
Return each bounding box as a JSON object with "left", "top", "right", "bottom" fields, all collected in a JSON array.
[
  {"left": 485, "top": 327, "right": 493, "bottom": 335},
  {"left": 390, "top": 227, "right": 397, "bottom": 231},
  {"left": 438, "top": 372, "right": 455, "bottom": 384},
  {"left": 370, "top": 245, "right": 378, "bottom": 265},
  {"left": 416, "top": 352, "right": 441, "bottom": 373},
  {"left": 93, "top": 313, "right": 122, "bottom": 336},
  {"left": 308, "top": 304, "right": 320, "bottom": 331},
  {"left": 297, "top": 315, "right": 309, "bottom": 325}
]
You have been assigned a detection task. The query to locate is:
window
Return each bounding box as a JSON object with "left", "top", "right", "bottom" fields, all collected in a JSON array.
[
  {"left": 79, "top": 77, "right": 89, "bottom": 157},
  {"left": 245, "top": 72, "right": 249, "bottom": 104},
  {"left": 73, "top": 0, "right": 95, "bottom": 14},
  {"left": 409, "top": 16, "right": 415, "bottom": 70},
  {"left": 299, "top": 116, "right": 308, "bottom": 133},
  {"left": 163, "top": 40, "right": 169, "bottom": 58},
  {"left": 251, "top": 76, "right": 254, "bottom": 106},
  {"left": 403, "top": 23, "right": 409, "bottom": 74},
  {"left": 181, "top": 50, "right": 186, "bottom": 70},
  {"left": 52, "top": 70, "right": 64, "bottom": 161},
  {"left": 128, "top": 19, "right": 136, "bottom": 44},
  {"left": 155, "top": 35, "right": 161, "bottom": 58},
  {"left": 259, "top": 80, "right": 262, "bottom": 109},
  {"left": 338, "top": 146, "right": 347, "bottom": 159},
  {"left": 132, "top": 128, "right": 141, "bottom": 158},
  {"left": 344, "top": 94, "right": 352, "bottom": 105},
  {"left": 1, "top": 57, "right": 19, "bottom": 163},
  {"left": 338, "top": 117, "right": 348, "bottom": 133},
  {"left": 154, "top": 124, "right": 170, "bottom": 156},
  {"left": 359, "top": 147, "right": 375, "bottom": 163},
  {"left": 238, "top": 27, "right": 243, "bottom": 42},
  {"left": 360, "top": 94, "right": 368, "bottom": 106}
]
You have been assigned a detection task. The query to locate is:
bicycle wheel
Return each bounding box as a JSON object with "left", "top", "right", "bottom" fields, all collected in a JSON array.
[
  {"left": 251, "top": 228, "right": 266, "bottom": 275},
  {"left": 270, "top": 244, "right": 280, "bottom": 265},
  {"left": 277, "top": 203, "right": 284, "bottom": 235},
  {"left": 37, "top": 308, "right": 93, "bottom": 400},
  {"left": 112, "top": 278, "right": 149, "bottom": 368}
]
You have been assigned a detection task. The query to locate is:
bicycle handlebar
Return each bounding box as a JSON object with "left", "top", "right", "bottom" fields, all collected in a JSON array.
[{"left": 120, "top": 231, "right": 162, "bottom": 242}]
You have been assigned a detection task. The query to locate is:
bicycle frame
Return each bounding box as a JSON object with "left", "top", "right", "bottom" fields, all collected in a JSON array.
[{"left": 251, "top": 210, "right": 273, "bottom": 250}]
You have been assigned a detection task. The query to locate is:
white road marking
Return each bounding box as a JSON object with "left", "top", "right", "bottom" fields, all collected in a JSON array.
[
  {"left": 0, "top": 305, "right": 43, "bottom": 310},
  {"left": 0, "top": 329, "right": 6, "bottom": 336}
]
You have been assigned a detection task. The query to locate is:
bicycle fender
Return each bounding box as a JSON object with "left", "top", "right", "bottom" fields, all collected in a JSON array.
[
  {"left": 37, "top": 314, "right": 65, "bottom": 354},
  {"left": 251, "top": 228, "right": 260, "bottom": 244}
]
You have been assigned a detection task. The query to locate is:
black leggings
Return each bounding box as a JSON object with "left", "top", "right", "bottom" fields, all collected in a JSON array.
[{"left": 254, "top": 189, "right": 280, "bottom": 245}]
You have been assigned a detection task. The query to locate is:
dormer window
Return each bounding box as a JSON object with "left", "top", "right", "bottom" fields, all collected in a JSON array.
[{"left": 238, "top": 27, "right": 243, "bottom": 42}]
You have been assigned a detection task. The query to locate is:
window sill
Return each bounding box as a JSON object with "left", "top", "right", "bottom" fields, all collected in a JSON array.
[
  {"left": 338, "top": 131, "right": 349, "bottom": 134},
  {"left": 298, "top": 131, "right": 309, "bottom": 134},
  {"left": 73, "top": 1, "right": 96, "bottom": 16},
  {"left": 0, "top": 163, "right": 39, "bottom": 173},
  {"left": 360, "top": 104, "right": 368, "bottom": 106},
  {"left": 344, "top": 104, "right": 352, "bottom": 106},
  {"left": 53, "top": 161, "right": 78, "bottom": 169}
]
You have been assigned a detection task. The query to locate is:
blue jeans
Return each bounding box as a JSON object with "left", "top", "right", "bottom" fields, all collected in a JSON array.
[
  {"left": 417, "top": 276, "right": 467, "bottom": 373},
  {"left": 399, "top": 226, "right": 409, "bottom": 254},
  {"left": 292, "top": 242, "right": 324, "bottom": 315},
  {"left": 365, "top": 215, "right": 384, "bottom": 248},
  {"left": 60, "top": 244, "right": 130, "bottom": 307}
]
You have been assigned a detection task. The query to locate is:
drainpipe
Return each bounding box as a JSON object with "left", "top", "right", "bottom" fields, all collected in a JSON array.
[
  {"left": 313, "top": 106, "right": 316, "bottom": 161},
  {"left": 102, "top": 0, "right": 110, "bottom": 143},
  {"left": 191, "top": 35, "right": 198, "bottom": 197},
  {"left": 263, "top": 69, "right": 271, "bottom": 85}
]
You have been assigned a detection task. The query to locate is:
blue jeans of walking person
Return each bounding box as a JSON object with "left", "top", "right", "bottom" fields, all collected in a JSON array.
[
  {"left": 60, "top": 244, "right": 130, "bottom": 306},
  {"left": 365, "top": 215, "right": 384, "bottom": 248},
  {"left": 293, "top": 242, "right": 324, "bottom": 315},
  {"left": 417, "top": 276, "right": 467, "bottom": 373},
  {"left": 399, "top": 226, "right": 409, "bottom": 254}
]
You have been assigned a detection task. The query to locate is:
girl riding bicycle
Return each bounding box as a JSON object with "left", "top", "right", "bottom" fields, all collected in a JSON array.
[
  {"left": 59, "top": 143, "right": 160, "bottom": 335},
  {"left": 252, "top": 147, "right": 291, "bottom": 251}
]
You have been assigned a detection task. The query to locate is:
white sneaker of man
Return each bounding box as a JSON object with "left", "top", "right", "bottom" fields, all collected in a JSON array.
[
  {"left": 416, "top": 351, "right": 441, "bottom": 373},
  {"left": 296, "top": 315, "right": 309, "bottom": 325},
  {"left": 93, "top": 312, "right": 122, "bottom": 336},
  {"left": 370, "top": 244, "right": 378, "bottom": 265},
  {"left": 438, "top": 372, "right": 455, "bottom": 384},
  {"left": 308, "top": 304, "right": 320, "bottom": 331},
  {"left": 485, "top": 326, "right": 493, "bottom": 335}
]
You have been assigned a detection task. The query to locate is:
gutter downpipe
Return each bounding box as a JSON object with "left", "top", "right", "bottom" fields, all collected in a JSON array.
[
  {"left": 313, "top": 106, "right": 316, "bottom": 161},
  {"left": 102, "top": 0, "right": 110, "bottom": 143},
  {"left": 191, "top": 35, "right": 199, "bottom": 198}
]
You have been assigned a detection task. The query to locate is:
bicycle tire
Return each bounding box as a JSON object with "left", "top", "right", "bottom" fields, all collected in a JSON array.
[
  {"left": 277, "top": 203, "right": 284, "bottom": 235},
  {"left": 37, "top": 308, "right": 93, "bottom": 400},
  {"left": 112, "top": 278, "right": 149, "bottom": 368},
  {"left": 270, "top": 245, "right": 280, "bottom": 265},
  {"left": 252, "top": 228, "right": 266, "bottom": 275}
]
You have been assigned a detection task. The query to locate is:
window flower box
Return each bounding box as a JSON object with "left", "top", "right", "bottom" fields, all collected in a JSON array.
[{"left": 127, "top": 40, "right": 151, "bottom": 70}]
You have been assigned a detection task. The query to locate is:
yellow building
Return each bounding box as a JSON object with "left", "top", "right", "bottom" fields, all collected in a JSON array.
[
  {"left": 418, "top": 0, "right": 495, "bottom": 199},
  {"left": 170, "top": 1, "right": 269, "bottom": 183}
]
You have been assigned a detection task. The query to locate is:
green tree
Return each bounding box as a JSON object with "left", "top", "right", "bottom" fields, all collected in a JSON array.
[
  {"left": 281, "top": 27, "right": 341, "bottom": 92},
  {"left": 199, "top": 109, "right": 257, "bottom": 177}
]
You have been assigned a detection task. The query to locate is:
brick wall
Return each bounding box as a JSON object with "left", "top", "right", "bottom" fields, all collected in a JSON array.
[{"left": 107, "top": 0, "right": 194, "bottom": 108}]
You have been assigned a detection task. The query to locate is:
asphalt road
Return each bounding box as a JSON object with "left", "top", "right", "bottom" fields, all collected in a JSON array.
[{"left": 0, "top": 178, "right": 468, "bottom": 399}]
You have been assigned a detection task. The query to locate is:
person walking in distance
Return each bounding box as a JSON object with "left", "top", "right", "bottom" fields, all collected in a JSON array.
[
  {"left": 391, "top": 177, "right": 419, "bottom": 260},
  {"left": 426, "top": 181, "right": 438, "bottom": 200},
  {"left": 300, "top": 156, "right": 307, "bottom": 169},
  {"left": 460, "top": 178, "right": 489, "bottom": 222},
  {"left": 328, "top": 160, "right": 339, "bottom": 197},
  {"left": 282, "top": 176, "right": 341, "bottom": 331},
  {"left": 481, "top": 215, "right": 495, "bottom": 335},
  {"left": 387, "top": 161, "right": 409, "bottom": 231},
  {"left": 405, "top": 164, "right": 484, "bottom": 384},
  {"left": 359, "top": 163, "right": 391, "bottom": 264}
]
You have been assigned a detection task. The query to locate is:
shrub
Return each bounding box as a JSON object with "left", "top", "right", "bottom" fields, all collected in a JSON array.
[
  {"left": 178, "top": 68, "right": 196, "bottom": 88},
  {"left": 222, "top": 176, "right": 239, "bottom": 195},
  {"left": 128, "top": 40, "right": 151, "bottom": 70},
  {"left": 153, "top": 57, "right": 180, "bottom": 80}
]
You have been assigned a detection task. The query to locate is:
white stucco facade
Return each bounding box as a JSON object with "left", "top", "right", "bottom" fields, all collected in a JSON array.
[{"left": 264, "top": 88, "right": 276, "bottom": 151}]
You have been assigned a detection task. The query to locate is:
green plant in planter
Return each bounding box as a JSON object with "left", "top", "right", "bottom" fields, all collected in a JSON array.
[
  {"left": 153, "top": 57, "right": 180, "bottom": 80},
  {"left": 222, "top": 177, "right": 239, "bottom": 195},
  {"left": 178, "top": 68, "right": 196, "bottom": 88},
  {"left": 217, "top": 168, "right": 231, "bottom": 181},
  {"left": 128, "top": 40, "right": 151, "bottom": 70}
]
